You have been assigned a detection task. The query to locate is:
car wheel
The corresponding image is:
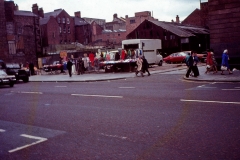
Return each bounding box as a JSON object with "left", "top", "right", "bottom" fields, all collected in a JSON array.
[
  {"left": 158, "top": 60, "right": 163, "bottom": 66},
  {"left": 23, "top": 77, "right": 29, "bottom": 83},
  {"left": 10, "top": 82, "right": 14, "bottom": 87}
]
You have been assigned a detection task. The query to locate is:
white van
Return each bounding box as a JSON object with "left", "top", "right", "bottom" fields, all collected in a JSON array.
[{"left": 122, "top": 39, "right": 163, "bottom": 66}]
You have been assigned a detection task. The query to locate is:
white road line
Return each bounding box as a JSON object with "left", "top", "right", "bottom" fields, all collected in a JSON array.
[
  {"left": 9, "top": 134, "right": 47, "bottom": 153},
  {"left": 0, "top": 129, "right": 6, "bottom": 132},
  {"left": 222, "top": 89, "right": 240, "bottom": 91},
  {"left": 71, "top": 94, "right": 123, "bottom": 98},
  {"left": 99, "top": 133, "right": 127, "bottom": 140},
  {"left": 119, "top": 87, "right": 135, "bottom": 89},
  {"left": 55, "top": 86, "right": 67, "bottom": 88},
  {"left": 11, "top": 91, "right": 43, "bottom": 94},
  {"left": 181, "top": 99, "right": 240, "bottom": 105},
  {"left": 235, "top": 87, "right": 240, "bottom": 88}
]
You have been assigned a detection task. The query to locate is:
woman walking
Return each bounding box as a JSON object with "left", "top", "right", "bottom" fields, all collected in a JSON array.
[{"left": 221, "top": 49, "right": 233, "bottom": 75}]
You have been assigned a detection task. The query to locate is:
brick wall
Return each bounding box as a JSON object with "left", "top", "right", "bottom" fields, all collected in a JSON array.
[
  {"left": 0, "top": 0, "right": 8, "bottom": 60},
  {"left": 209, "top": 0, "right": 240, "bottom": 60}
]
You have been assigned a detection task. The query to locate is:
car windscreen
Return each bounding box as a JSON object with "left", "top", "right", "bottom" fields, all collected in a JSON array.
[{"left": 0, "top": 69, "right": 7, "bottom": 76}]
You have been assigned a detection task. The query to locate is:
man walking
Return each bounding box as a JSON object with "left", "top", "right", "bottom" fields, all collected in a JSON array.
[
  {"left": 67, "top": 59, "right": 73, "bottom": 77},
  {"left": 142, "top": 56, "right": 150, "bottom": 76},
  {"left": 185, "top": 51, "right": 194, "bottom": 78}
]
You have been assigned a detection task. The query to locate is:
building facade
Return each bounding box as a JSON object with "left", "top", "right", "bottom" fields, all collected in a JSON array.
[
  {"left": 208, "top": 0, "right": 240, "bottom": 68},
  {"left": 127, "top": 20, "right": 210, "bottom": 55},
  {"left": 0, "top": 1, "right": 40, "bottom": 64}
]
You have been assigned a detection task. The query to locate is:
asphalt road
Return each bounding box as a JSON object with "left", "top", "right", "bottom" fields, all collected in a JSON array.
[{"left": 0, "top": 72, "right": 240, "bottom": 160}]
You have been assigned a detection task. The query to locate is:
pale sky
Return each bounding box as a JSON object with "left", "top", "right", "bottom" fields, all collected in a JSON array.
[{"left": 10, "top": 0, "right": 208, "bottom": 22}]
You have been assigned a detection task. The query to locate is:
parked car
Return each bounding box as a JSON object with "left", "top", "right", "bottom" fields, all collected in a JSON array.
[
  {"left": 163, "top": 51, "right": 189, "bottom": 64},
  {"left": 0, "top": 69, "right": 16, "bottom": 87},
  {"left": 43, "top": 61, "right": 63, "bottom": 72},
  {"left": 0, "top": 60, "right": 29, "bottom": 83}
]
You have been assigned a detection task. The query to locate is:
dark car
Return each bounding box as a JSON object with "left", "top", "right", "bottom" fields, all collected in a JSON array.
[
  {"left": 0, "top": 60, "right": 29, "bottom": 83},
  {"left": 0, "top": 69, "right": 16, "bottom": 87}
]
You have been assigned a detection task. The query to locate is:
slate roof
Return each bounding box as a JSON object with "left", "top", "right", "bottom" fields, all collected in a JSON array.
[
  {"left": 74, "top": 17, "right": 89, "bottom": 26},
  {"left": 149, "top": 20, "right": 195, "bottom": 37},
  {"left": 44, "top": 9, "right": 63, "bottom": 18},
  {"left": 14, "top": 10, "right": 37, "bottom": 17},
  {"left": 40, "top": 17, "right": 50, "bottom": 25}
]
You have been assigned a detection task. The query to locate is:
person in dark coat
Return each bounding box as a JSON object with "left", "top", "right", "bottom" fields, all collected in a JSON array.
[
  {"left": 185, "top": 51, "right": 194, "bottom": 78},
  {"left": 67, "top": 59, "right": 73, "bottom": 77},
  {"left": 77, "top": 57, "right": 84, "bottom": 75},
  {"left": 192, "top": 51, "right": 199, "bottom": 77},
  {"left": 29, "top": 62, "right": 35, "bottom": 76},
  {"left": 142, "top": 56, "right": 150, "bottom": 76}
]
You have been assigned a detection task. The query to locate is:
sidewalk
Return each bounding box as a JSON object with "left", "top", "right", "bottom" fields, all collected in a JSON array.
[{"left": 29, "top": 63, "right": 240, "bottom": 82}]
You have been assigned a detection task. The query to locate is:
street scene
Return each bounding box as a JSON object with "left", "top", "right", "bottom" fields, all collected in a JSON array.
[{"left": 1, "top": 0, "right": 240, "bottom": 159}]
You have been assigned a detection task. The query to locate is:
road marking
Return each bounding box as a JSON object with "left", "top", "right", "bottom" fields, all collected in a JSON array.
[
  {"left": 55, "top": 86, "right": 67, "bottom": 88},
  {"left": 235, "top": 87, "right": 240, "bottom": 88},
  {"left": 99, "top": 133, "right": 127, "bottom": 140},
  {"left": 119, "top": 87, "right": 135, "bottom": 89},
  {"left": 71, "top": 94, "right": 123, "bottom": 98},
  {"left": 0, "top": 129, "right": 6, "bottom": 132},
  {"left": 181, "top": 99, "right": 240, "bottom": 105},
  {"left": 9, "top": 134, "right": 47, "bottom": 153},
  {"left": 222, "top": 89, "right": 240, "bottom": 91},
  {"left": 11, "top": 91, "right": 43, "bottom": 94}
]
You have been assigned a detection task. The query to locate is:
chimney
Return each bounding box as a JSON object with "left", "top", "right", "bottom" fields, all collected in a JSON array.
[
  {"left": 125, "top": 15, "right": 128, "bottom": 19},
  {"left": 32, "top": 3, "right": 38, "bottom": 15},
  {"left": 74, "top": 11, "right": 81, "bottom": 18},
  {"left": 113, "top": 13, "right": 117, "bottom": 19},
  {"left": 38, "top": 8, "right": 44, "bottom": 18},
  {"left": 15, "top": 4, "right": 19, "bottom": 11},
  {"left": 176, "top": 15, "right": 180, "bottom": 23}
]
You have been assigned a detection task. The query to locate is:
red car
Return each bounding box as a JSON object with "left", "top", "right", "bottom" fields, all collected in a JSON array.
[{"left": 163, "top": 51, "right": 190, "bottom": 64}]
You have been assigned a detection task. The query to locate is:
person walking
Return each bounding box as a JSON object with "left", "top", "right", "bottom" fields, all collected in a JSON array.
[
  {"left": 135, "top": 56, "right": 144, "bottom": 77},
  {"left": 67, "top": 59, "right": 73, "bottom": 77},
  {"left": 192, "top": 51, "right": 199, "bottom": 77},
  {"left": 185, "top": 51, "right": 194, "bottom": 78},
  {"left": 77, "top": 57, "right": 84, "bottom": 75},
  {"left": 142, "top": 56, "right": 150, "bottom": 76},
  {"left": 211, "top": 50, "right": 218, "bottom": 74},
  {"left": 221, "top": 49, "right": 233, "bottom": 75},
  {"left": 205, "top": 49, "right": 214, "bottom": 74}
]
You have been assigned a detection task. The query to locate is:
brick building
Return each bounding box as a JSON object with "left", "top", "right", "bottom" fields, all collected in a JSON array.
[
  {"left": 0, "top": 1, "right": 41, "bottom": 64},
  {"left": 0, "top": 0, "right": 8, "bottom": 60},
  {"left": 127, "top": 19, "right": 210, "bottom": 55},
  {"left": 182, "top": 2, "right": 209, "bottom": 28},
  {"left": 208, "top": 0, "right": 240, "bottom": 68}
]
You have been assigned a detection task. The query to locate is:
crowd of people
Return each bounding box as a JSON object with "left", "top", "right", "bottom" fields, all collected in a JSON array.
[{"left": 185, "top": 49, "right": 233, "bottom": 78}]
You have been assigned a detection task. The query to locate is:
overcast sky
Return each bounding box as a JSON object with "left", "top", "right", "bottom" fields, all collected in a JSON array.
[{"left": 10, "top": 0, "right": 208, "bottom": 22}]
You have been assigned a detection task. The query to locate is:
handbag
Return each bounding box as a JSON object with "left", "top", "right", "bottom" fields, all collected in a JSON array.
[
  {"left": 206, "top": 65, "right": 211, "bottom": 69},
  {"left": 221, "top": 66, "right": 227, "bottom": 71}
]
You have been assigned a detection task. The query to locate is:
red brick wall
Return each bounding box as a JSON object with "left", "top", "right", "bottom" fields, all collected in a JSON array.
[
  {"left": 209, "top": 0, "right": 240, "bottom": 58},
  {"left": 0, "top": 0, "right": 8, "bottom": 60},
  {"left": 75, "top": 24, "right": 92, "bottom": 45}
]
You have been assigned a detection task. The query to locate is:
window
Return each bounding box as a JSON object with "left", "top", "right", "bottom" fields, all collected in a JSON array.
[
  {"left": 59, "top": 27, "right": 62, "bottom": 33},
  {"left": 53, "top": 32, "right": 55, "bottom": 38},
  {"left": 62, "top": 18, "right": 65, "bottom": 24},
  {"left": 63, "top": 26, "right": 66, "bottom": 33},
  {"left": 58, "top": 18, "right": 61, "bottom": 23},
  {"left": 67, "top": 18, "right": 70, "bottom": 24},
  {"left": 68, "top": 26, "right": 70, "bottom": 33},
  {"left": 8, "top": 41, "right": 16, "bottom": 54},
  {"left": 130, "top": 19, "right": 135, "bottom": 24}
]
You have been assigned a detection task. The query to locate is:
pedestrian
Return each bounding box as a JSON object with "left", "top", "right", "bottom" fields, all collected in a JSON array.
[
  {"left": 29, "top": 62, "right": 35, "bottom": 76},
  {"left": 185, "top": 51, "right": 194, "bottom": 78},
  {"left": 142, "top": 56, "right": 150, "bottom": 76},
  {"left": 192, "top": 51, "right": 199, "bottom": 77},
  {"left": 185, "top": 52, "right": 190, "bottom": 67},
  {"left": 67, "top": 58, "right": 73, "bottom": 77},
  {"left": 135, "top": 56, "right": 144, "bottom": 77},
  {"left": 205, "top": 49, "right": 214, "bottom": 74},
  {"left": 211, "top": 50, "right": 218, "bottom": 74},
  {"left": 77, "top": 57, "right": 84, "bottom": 75},
  {"left": 221, "top": 49, "right": 233, "bottom": 75},
  {"left": 94, "top": 57, "right": 100, "bottom": 73}
]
